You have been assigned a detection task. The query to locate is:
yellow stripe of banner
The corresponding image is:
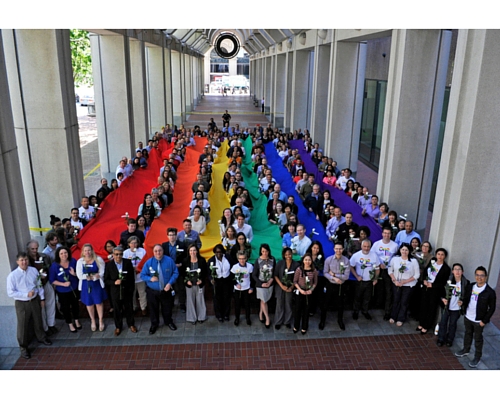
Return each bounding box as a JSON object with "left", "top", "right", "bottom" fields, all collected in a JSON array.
[{"left": 200, "top": 141, "right": 231, "bottom": 259}]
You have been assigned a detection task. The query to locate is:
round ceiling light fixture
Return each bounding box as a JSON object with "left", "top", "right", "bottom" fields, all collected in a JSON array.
[{"left": 214, "top": 32, "right": 240, "bottom": 59}]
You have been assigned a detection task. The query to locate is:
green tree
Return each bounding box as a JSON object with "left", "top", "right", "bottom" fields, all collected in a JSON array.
[{"left": 70, "top": 29, "right": 93, "bottom": 87}]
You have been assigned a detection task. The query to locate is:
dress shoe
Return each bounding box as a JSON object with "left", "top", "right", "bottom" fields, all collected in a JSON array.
[
  {"left": 352, "top": 311, "right": 359, "bottom": 320},
  {"left": 191, "top": 321, "right": 197, "bottom": 325},
  {"left": 49, "top": 326, "right": 58, "bottom": 335},
  {"left": 362, "top": 312, "right": 372, "bottom": 320},
  {"left": 180, "top": 304, "right": 186, "bottom": 313},
  {"left": 319, "top": 321, "right": 325, "bottom": 330},
  {"left": 38, "top": 338, "right": 52, "bottom": 346},
  {"left": 149, "top": 326, "right": 158, "bottom": 334},
  {"left": 338, "top": 320, "right": 346, "bottom": 331},
  {"left": 446, "top": 341, "right": 453, "bottom": 347},
  {"left": 45, "top": 329, "right": 53, "bottom": 337},
  {"left": 275, "top": 324, "right": 281, "bottom": 330},
  {"left": 129, "top": 326, "right": 137, "bottom": 333},
  {"left": 383, "top": 314, "right": 390, "bottom": 321},
  {"left": 114, "top": 328, "right": 121, "bottom": 336},
  {"left": 246, "top": 318, "right": 252, "bottom": 326},
  {"left": 234, "top": 318, "right": 240, "bottom": 326},
  {"left": 168, "top": 323, "right": 177, "bottom": 331},
  {"left": 198, "top": 320, "right": 204, "bottom": 324},
  {"left": 285, "top": 324, "right": 291, "bottom": 329},
  {"left": 224, "top": 316, "right": 229, "bottom": 321},
  {"left": 437, "top": 341, "right": 443, "bottom": 347},
  {"left": 21, "top": 350, "right": 31, "bottom": 359},
  {"left": 218, "top": 317, "right": 224, "bottom": 323}
]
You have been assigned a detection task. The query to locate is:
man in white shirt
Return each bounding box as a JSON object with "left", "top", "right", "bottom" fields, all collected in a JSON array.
[
  {"left": 7, "top": 252, "right": 52, "bottom": 359},
  {"left": 78, "top": 196, "right": 95, "bottom": 225},
  {"left": 336, "top": 168, "right": 354, "bottom": 190},
  {"left": 233, "top": 214, "right": 254, "bottom": 242},
  {"left": 291, "top": 224, "right": 312, "bottom": 257},
  {"left": 455, "top": 266, "right": 496, "bottom": 368},
  {"left": 371, "top": 227, "right": 399, "bottom": 320},
  {"left": 350, "top": 239, "right": 380, "bottom": 320},
  {"left": 70, "top": 208, "right": 84, "bottom": 231}
]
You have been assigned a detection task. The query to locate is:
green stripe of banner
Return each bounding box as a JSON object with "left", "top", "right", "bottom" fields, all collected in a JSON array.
[{"left": 241, "top": 137, "right": 284, "bottom": 262}]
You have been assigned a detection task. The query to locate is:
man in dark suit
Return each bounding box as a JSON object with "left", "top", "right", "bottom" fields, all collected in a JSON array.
[
  {"left": 104, "top": 246, "right": 137, "bottom": 336},
  {"left": 162, "top": 227, "right": 187, "bottom": 313}
]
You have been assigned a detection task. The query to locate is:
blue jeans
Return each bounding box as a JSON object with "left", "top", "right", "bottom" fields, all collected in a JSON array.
[{"left": 437, "top": 308, "right": 461, "bottom": 343}]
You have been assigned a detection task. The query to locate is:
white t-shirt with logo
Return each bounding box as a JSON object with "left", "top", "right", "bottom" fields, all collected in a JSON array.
[{"left": 465, "top": 283, "right": 486, "bottom": 322}]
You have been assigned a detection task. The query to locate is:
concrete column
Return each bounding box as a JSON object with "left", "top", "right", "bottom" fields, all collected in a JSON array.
[
  {"left": 377, "top": 29, "right": 451, "bottom": 231},
  {"left": 192, "top": 56, "right": 198, "bottom": 106},
  {"left": 284, "top": 53, "right": 293, "bottom": 132},
  {"left": 164, "top": 45, "right": 173, "bottom": 125},
  {"left": 145, "top": 45, "right": 166, "bottom": 134},
  {"left": 291, "top": 50, "right": 311, "bottom": 131},
  {"left": 324, "top": 40, "right": 367, "bottom": 174},
  {"left": 264, "top": 56, "right": 272, "bottom": 116},
  {"left": 199, "top": 57, "right": 205, "bottom": 101},
  {"left": 2, "top": 29, "right": 84, "bottom": 233},
  {"left": 311, "top": 43, "right": 332, "bottom": 149},
  {"left": 229, "top": 57, "right": 237, "bottom": 75},
  {"left": 171, "top": 50, "right": 182, "bottom": 127},
  {"left": 430, "top": 29, "right": 500, "bottom": 288},
  {"left": 90, "top": 33, "right": 135, "bottom": 179},
  {"left": 185, "top": 54, "right": 193, "bottom": 113},
  {"left": 179, "top": 51, "right": 186, "bottom": 123},
  {"left": 256, "top": 58, "right": 263, "bottom": 101},
  {"left": 250, "top": 59, "right": 255, "bottom": 98},
  {"left": 0, "top": 31, "right": 31, "bottom": 346},
  {"left": 129, "top": 38, "right": 148, "bottom": 144},
  {"left": 274, "top": 54, "right": 286, "bottom": 129}
]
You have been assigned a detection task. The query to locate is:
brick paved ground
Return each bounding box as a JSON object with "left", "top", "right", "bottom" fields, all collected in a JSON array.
[{"left": 12, "top": 334, "right": 462, "bottom": 370}]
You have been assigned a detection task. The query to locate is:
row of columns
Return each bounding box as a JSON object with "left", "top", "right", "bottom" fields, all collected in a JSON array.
[
  {"left": 90, "top": 32, "right": 204, "bottom": 180},
  {"left": 250, "top": 29, "right": 500, "bottom": 287},
  {"left": 251, "top": 34, "right": 365, "bottom": 175},
  {"left": 0, "top": 30, "right": 205, "bottom": 346}
]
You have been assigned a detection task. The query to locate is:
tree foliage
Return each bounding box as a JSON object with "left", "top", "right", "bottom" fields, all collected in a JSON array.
[{"left": 70, "top": 29, "right": 93, "bottom": 87}]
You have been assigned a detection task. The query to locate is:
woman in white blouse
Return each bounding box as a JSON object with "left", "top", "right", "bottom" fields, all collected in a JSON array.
[
  {"left": 388, "top": 243, "right": 420, "bottom": 326},
  {"left": 207, "top": 244, "right": 232, "bottom": 322},
  {"left": 188, "top": 206, "right": 206, "bottom": 235}
]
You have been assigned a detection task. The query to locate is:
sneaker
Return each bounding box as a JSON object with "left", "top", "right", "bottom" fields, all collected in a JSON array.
[
  {"left": 455, "top": 349, "right": 469, "bottom": 357},
  {"left": 469, "top": 358, "right": 481, "bottom": 368}
]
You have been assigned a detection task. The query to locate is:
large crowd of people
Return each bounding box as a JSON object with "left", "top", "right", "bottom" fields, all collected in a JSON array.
[{"left": 7, "top": 116, "right": 496, "bottom": 368}]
